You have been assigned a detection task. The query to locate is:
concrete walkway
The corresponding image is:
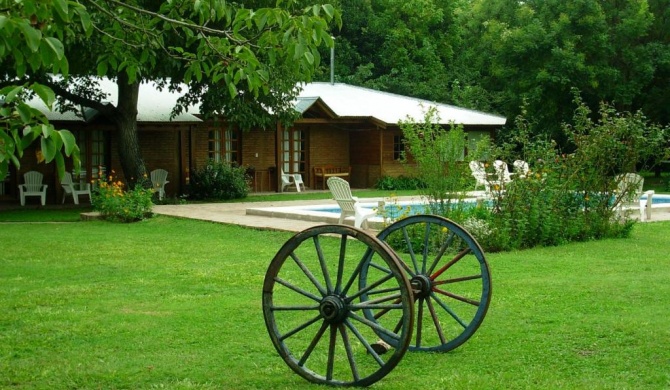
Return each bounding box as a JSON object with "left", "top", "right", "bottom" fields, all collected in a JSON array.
[{"left": 153, "top": 197, "right": 405, "bottom": 233}]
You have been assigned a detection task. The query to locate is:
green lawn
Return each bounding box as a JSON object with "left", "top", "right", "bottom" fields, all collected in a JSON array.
[{"left": 1, "top": 215, "right": 669, "bottom": 389}]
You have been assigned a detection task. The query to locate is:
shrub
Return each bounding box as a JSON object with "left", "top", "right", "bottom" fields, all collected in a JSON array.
[
  {"left": 189, "top": 160, "right": 249, "bottom": 200},
  {"left": 92, "top": 172, "right": 154, "bottom": 222},
  {"left": 393, "top": 96, "right": 666, "bottom": 252},
  {"left": 399, "top": 106, "right": 471, "bottom": 203},
  {"left": 375, "top": 175, "right": 424, "bottom": 190}
]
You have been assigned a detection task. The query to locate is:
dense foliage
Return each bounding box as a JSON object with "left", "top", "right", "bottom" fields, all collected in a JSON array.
[
  {"left": 0, "top": 0, "right": 89, "bottom": 179},
  {"left": 325, "top": 0, "right": 670, "bottom": 148},
  {"left": 188, "top": 161, "right": 249, "bottom": 201},
  {"left": 374, "top": 175, "right": 425, "bottom": 191}
]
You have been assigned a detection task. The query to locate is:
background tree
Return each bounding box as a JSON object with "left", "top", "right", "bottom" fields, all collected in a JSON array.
[
  {"left": 323, "top": 0, "right": 458, "bottom": 102},
  {"left": 3, "top": 0, "right": 340, "bottom": 186},
  {"left": 320, "top": 0, "right": 669, "bottom": 153}
]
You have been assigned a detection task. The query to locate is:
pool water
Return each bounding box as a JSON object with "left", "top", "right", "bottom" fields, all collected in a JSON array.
[
  {"left": 312, "top": 193, "right": 670, "bottom": 217},
  {"left": 309, "top": 200, "right": 481, "bottom": 219}
]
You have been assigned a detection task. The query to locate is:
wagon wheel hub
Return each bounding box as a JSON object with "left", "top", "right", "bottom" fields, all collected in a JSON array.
[
  {"left": 410, "top": 274, "right": 433, "bottom": 299},
  {"left": 320, "top": 295, "right": 348, "bottom": 324}
]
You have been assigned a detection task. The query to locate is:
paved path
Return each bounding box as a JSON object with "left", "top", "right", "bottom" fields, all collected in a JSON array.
[
  {"left": 153, "top": 195, "right": 670, "bottom": 233},
  {"left": 153, "top": 197, "right": 401, "bottom": 233}
]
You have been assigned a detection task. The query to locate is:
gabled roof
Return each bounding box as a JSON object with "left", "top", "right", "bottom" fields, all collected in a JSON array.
[
  {"left": 298, "top": 82, "right": 507, "bottom": 127},
  {"left": 29, "top": 78, "right": 506, "bottom": 127}
]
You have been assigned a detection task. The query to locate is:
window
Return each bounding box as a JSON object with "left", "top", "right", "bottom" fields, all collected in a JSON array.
[
  {"left": 393, "top": 135, "right": 404, "bottom": 161},
  {"left": 72, "top": 129, "right": 108, "bottom": 179},
  {"left": 208, "top": 128, "right": 239, "bottom": 164},
  {"left": 282, "top": 129, "right": 305, "bottom": 174}
]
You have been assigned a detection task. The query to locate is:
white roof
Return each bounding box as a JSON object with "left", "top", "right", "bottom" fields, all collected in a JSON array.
[
  {"left": 31, "top": 79, "right": 505, "bottom": 126},
  {"left": 33, "top": 78, "right": 201, "bottom": 123},
  {"left": 299, "top": 82, "right": 506, "bottom": 126}
]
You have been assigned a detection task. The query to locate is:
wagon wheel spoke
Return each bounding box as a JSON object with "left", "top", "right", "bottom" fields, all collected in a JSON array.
[
  {"left": 263, "top": 225, "right": 414, "bottom": 387},
  {"left": 361, "top": 215, "right": 492, "bottom": 352}
]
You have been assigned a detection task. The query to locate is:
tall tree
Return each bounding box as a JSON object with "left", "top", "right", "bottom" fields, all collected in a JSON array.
[{"left": 3, "top": 0, "right": 340, "bottom": 185}]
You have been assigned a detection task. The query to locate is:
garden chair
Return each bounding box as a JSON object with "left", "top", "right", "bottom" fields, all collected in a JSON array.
[
  {"left": 468, "top": 161, "right": 488, "bottom": 192},
  {"left": 327, "top": 177, "right": 376, "bottom": 229},
  {"left": 614, "top": 173, "right": 654, "bottom": 221},
  {"left": 18, "top": 171, "right": 48, "bottom": 206},
  {"left": 493, "top": 160, "right": 513, "bottom": 184},
  {"left": 150, "top": 169, "right": 169, "bottom": 200},
  {"left": 512, "top": 160, "right": 529, "bottom": 179},
  {"left": 280, "top": 169, "right": 305, "bottom": 192},
  {"left": 61, "top": 172, "right": 92, "bottom": 204}
]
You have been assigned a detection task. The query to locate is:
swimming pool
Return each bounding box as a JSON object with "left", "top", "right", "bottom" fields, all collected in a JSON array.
[
  {"left": 245, "top": 198, "right": 482, "bottom": 229},
  {"left": 245, "top": 193, "right": 670, "bottom": 227}
]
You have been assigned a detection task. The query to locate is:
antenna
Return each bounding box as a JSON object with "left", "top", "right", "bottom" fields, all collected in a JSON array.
[{"left": 330, "top": 36, "right": 335, "bottom": 85}]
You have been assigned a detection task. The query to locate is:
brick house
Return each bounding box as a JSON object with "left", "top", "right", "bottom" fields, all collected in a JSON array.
[{"left": 2, "top": 80, "right": 506, "bottom": 204}]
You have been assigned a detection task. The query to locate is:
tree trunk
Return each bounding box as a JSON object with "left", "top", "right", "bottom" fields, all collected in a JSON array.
[{"left": 113, "top": 73, "right": 148, "bottom": 188}]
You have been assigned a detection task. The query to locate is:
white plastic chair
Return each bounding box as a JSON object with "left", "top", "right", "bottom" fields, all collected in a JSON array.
[
  {"left": 327, "top": 177, "right": 376, "bottom": 229},
  {"left": 614, "top": 173, "right": 654, "bottom": 221},
  {"left": 512, "top": 160, "right": 529, "bottom": 179},
  {"left": 150, "top": 169, "right": 169, "bottom": 200},
  {"left": 19, "top": 171, "right": 48, "bottom": 206},
  {"left": 493, "top": 160, "right": 513, "bottom": 184},
  {"left": 280, "top": 169, "right": 305, "bottom": 192},
  {"left": 61, "top": 172, "right": 92, "bottom": 204},
  {"left": 468, "top": 161, "right": 488, "bottom": 192}
]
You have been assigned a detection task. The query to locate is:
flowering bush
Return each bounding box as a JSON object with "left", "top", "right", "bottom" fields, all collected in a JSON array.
[{"left": 92, "top": 172, "right": 154, "bottom": 222}]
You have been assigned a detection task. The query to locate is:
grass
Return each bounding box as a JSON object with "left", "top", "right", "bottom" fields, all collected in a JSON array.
[
  {"left": 0, "top": 205, "right": 93, "bottom": 222},
  {"left": 1, "top": 215, "right": 669, "bottom": 389}
]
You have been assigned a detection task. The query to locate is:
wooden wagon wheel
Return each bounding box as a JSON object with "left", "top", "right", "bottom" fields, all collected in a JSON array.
[
  {"left": 360, "top": 215, "right": 492, "bottom": 352},
  {"left": 262, "top": 225, "right": 414, "bottom": 387}
]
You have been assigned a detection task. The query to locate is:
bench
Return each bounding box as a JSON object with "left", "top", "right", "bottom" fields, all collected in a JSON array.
[{"left": 313, "top": 165, "right": 351, "bottom": 190}]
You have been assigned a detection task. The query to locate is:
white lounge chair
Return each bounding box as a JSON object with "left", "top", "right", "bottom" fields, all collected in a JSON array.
[
  {"left": 327, "top": 177, "right": 376, "bottom": 229},
  {"left": 19, "top": 171, "right": 48, "bottom": 206},
  {"left": 61, "top": 172, "right": 92, "bottom": 204},
  {"left": 150, "top": 169, "right": 169, "bottom": 200},
  {"left": 493, "top": 160, "right": 513, "bottom": 184},
  {"left": 512, "top": 160, "right": 529, "bottom": 179},
  {"left": 614, "top": 173, "right": 654, "bottom": 221},
  {"left": 469, "top": 161, "right": 488, "bottom": 192},
  {"left": 280, "top": 169, "right": 305, "bottom": 192}
]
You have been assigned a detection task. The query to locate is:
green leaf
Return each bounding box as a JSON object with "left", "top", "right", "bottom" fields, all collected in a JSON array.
[
  {"left": 55, "top": 152, "right": 65, "bottom": 179},
  {"left": 41, "top": 136, "right": 57, "bottom": 163},
  {"left": 304, "top": 51, "right": 314, "bottom": 65},
  {"left": 224, "top": 74, "right": 237, "bottom": 98},
  {"left": 3, "top": 85, "right": 24, "bottom": 102},
  {"left": 41, "top": 124, "right": 53, "bottom": 139},
  {"left": 43, "top": 37, "right": 65, "bottom": 60},
  {"left": 75, "top": 6, "right": 93, "bottom": 35},
  {"left": 53, "top": 0, "right": 70, "bottom": 22},
  {"left": 31, "top": 83, "right": 56, "bottom": 108},
  {"left": 59, "top": 130, "right": 78, "bottom": 156},
  {"left": 21, "top": 127, "right": 38, "bottom": 149},
  {"left": 322, "top": 4, "right": 335, "bottom": 19},
  {"left": 18, "top": 21, "right": 42, "bottom": 52},
  {"left": 16, "top": 103, "right": 33, "bottom": 124},
  {"left": 0, "top": 15, "right": 8, "bottom": 30},
  {"left": 97, "top": 61, "right": 108, "bottom": 76}
]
